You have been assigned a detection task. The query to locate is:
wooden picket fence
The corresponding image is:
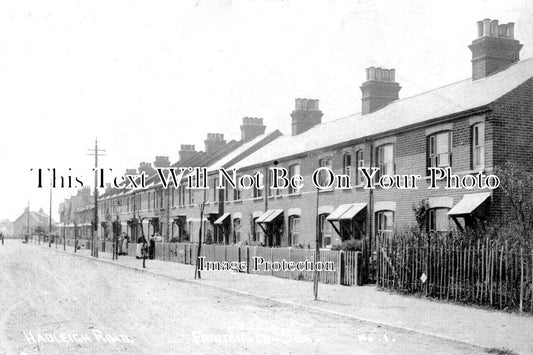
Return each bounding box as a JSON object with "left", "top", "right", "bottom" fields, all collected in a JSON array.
[
  {"left": 29, "top": 236, "right": 361, "bottom": 286},
  {"left": 152, "top": 242, "right": 360, "bottom": 286},
  {"left": 376, "top": 234, "right": 533, "bottom": 313}
]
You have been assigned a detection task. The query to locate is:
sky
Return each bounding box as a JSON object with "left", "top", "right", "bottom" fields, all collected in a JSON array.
[{"left": 1, "top": 0, "right": 532, "bottom": 222}]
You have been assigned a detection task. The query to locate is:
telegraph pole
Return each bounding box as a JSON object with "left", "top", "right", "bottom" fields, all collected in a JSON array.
[
  {"left": 27, "top": 200, "right": 30, "bottom": 243},
  {"left": 88, "top": 138, "right": 105, "bottom": 258},
  {"left": 49, "top": 186, "right": 53, "bottom": 248}
]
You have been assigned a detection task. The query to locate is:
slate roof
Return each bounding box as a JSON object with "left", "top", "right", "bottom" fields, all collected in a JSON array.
[{"left": 231, "top": 57, "right": 533, "bottom": 170}]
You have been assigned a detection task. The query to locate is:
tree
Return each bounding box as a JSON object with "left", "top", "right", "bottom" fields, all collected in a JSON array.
[{"left": 494, "top": 162, "right": 533, "bottom": 232}]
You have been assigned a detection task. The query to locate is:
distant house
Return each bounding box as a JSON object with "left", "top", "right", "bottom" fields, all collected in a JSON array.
[
  {"left": 12, "top": 207, "right": 57, "bottom": 237},
  {"left": 0, "top": 219, "right": 14, "bottom": 237}
]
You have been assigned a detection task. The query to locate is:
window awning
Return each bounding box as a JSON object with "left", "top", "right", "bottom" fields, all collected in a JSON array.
[
  {"left": 256, "top": 209, "right": 283, "bottom": 224},
  {"left": 448, "top": 192, "right": 491, "bottom": 216},
  {"left": 214, "top": 213, "right": 231, "bottom": 225},
  {"left": 327, "top": 203, "right": 367, "bottom": 221}
]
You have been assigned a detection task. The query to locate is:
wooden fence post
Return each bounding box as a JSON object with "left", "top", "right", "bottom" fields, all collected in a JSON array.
[{"left": 520, "top": 248, "right": 524, "bottom": 314}]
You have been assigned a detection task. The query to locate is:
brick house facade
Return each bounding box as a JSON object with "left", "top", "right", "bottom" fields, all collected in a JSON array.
[{"left": 69, "top": 19, "right": 532, "bottom": 265}]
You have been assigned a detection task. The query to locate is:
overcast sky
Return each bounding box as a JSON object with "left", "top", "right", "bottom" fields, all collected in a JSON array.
[{"left": 1, "top": 0, "right": 532, "bottom": 222}]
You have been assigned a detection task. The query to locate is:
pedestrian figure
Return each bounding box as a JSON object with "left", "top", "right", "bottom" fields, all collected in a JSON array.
[
  {"left": 149, "top": 234, "right": 156, "bottom": 260},
  {"left": 112, "top": 234, "right": 118, "bottom": 260},
  {"left": 1, "top": 232, "right": 4, "bottom": 245},
  {"left": 122, "top": 234, "right": 129, "bottom": 256},
  {"left": 137, "top": 234, "right": 148, "bottom": 268}
]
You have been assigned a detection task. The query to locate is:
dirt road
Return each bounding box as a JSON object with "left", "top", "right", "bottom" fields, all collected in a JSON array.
[{"left": 0, "top": 241, "right": 486, "bottom": 354}]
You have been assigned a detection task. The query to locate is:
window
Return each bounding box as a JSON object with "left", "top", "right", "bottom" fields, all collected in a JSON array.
[
  {"left": 288, "top": 164, "right": 301, "bottom": 194},
  {"left": 289, "top": 216, "right": 301, "bottom": 247},
  {"left": 319, "top": 214, "right": 332, "bottom": 248},
  {"left": 147, "top": 192, "right": 151, "bottom": 210},
  {"left": 253, "top": 172, "right": 263, "bottom": 199},
  {"left": 253, "top": 217, "right": 264, "bottom": 244},
  {"left": 268, "top": 170, "right": 281, "bottom": 197},
  {"left": 158, "top": 189, "right": 164, "bottom": 209},
  {"left": 232, "top": 218, "right": 241, "bottom": 244},
  {"left": 318, "top": 158, "right": 333, "bottom": 187},
  {"left": 355, "top": 150, "right": 364, "bottom": 186},
  {"left": 473, "top": 123, "right": 485, "bottom": 169},
  {"left": 172, "top": 188, "right": 176, "bottom": 207},
  {"left": 342, "top": 152, "right": 352, "bottom": 177},
  {"left": 376, "top": 211, "right": 394, "bottom": 236},
  {"left": 213, "top": 178, "right": 218, "bottom": 202},
  {"left": 428, "top": 131, "right": 452, "bottom": 168},
  {"left": 180, "top": 185, "right": 186, "bottom": 206},
  {"left": 234, "top": 178, "right": 241, "bottom": 201},
  {"left": 376, "top": 145, "right": 394, "bottom": 178},
  {"left": 428, "top": 208, "right": 450, "bottom": 232},
  {"left": 188, "top": 185, "right": 193, "bottom": 205}
]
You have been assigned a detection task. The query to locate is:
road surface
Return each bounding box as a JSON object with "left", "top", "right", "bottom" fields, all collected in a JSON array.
[{"left": 0, "top": 240, "right": 487, "bottom": 354}]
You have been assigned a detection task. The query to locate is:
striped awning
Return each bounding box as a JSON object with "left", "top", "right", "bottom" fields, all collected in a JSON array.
[
  {"left": 256, "top": 209, "right": 283, "bottom": 224},
  {"left": 327, "top": 203, "right": 367, "bottom": 221},
  {"left": 214, "top": 213, "right": 231, "bottom": 225},
  {"left": 448, "top": 192, "right": 491, "bottom": 216}
]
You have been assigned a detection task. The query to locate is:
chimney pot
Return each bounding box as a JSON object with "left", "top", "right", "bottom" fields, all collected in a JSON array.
[
  {"left": 498, "top": 24, "right": 507, "bottom": 37},
  {"left": 483, "top": 18, "right": 491, "bottom": 36},
  {"left": 490, "top": 19, "right": 499, "bottom": 36},
  {"left": 507, "top": 22, "right": 515, "bottom": 39},
  {"left": 369, "top": 67, "right": 376, "bottom": 80},
  {"left": 477, "top": 21, "right": 484, "bottom": 37}
]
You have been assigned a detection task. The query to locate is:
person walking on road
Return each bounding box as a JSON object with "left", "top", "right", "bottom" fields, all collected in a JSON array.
[
  {"left": 149, "top": 234, "right": 155, "bottom": 260},
  {"left": 137, "top": 234, "right": 148, "bottom": 268},
  {"left": 1, "top": 232, "right": 4, "bottom": 245}
]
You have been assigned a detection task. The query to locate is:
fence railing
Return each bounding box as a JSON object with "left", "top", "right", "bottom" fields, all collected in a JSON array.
[
  {"left": 376, "top": 235, "right": 533, "bottom": 313},
  {"left": 29, "top": 236, "right": 361, "bottom": 286}
]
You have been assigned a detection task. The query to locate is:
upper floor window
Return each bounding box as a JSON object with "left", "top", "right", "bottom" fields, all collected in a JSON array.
[
  {"left": 355, "top": 149, "right": 364, "bottom": 186},
  {"left": 318, "top": 158, "right": 333, "bottom": 187},
  {"left": 342, "top": 152, "right": 352, "bottom": 177},
  {"left": 288, "top": 164, "right": 301, "bottom": 194},
  {"left": 158, "top": 190, "right": 164, "bottom": 209},
  {"left": 213, "top": 178, "right": 218, "bottom": 202},
  {"left": 234, "top": 177, "right": 241, "bottom": 201},
  {"left": 428, "top": 131, "right": 452, "bottom": 169},
  {"left": 268, "top": 170, "right": 281, "bottom": 197},
  {"left": 376, "top": 145, "right": 394, "bottom": 178},
  {"left": 472, "top": 123, "right": 485, "bottom": 169},
  {"left": 253, "top": 172, "right": 263, "bottom": 199},
  {"left": 376, "top": 210, "right": 394, "bottom": 237}
]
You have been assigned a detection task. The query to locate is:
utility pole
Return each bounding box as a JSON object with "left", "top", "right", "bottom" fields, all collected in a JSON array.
[
  {"left": 27, "top": 200, "right": 30, "bottom": 243},
  {"left": 48, "top": 188, "right": 52, "bottom": 247},
  {"left": 87, "top": 138, "right": 105, "bottom": 258},
  {"left": 194, "top": 201, "right": 206, "bottom": 280},
  {"left": 313, "top": 186, "right": 320, "bottom": 301}
]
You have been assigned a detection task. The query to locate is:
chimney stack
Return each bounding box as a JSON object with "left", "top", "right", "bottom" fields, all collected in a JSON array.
[
  {"left": 125, "top": 169, "right": 137, "bottom": 176},
  {"left": 154, "top": 156, "right": 170, "bottom": 168},
  {"left": 240, "top": 117, "right": 266, "bottom": 143},
  {"left": 469, "top": 19, "right": 522, "bottom": 80},
  {"left": 360, "top": 67, "right": 401, "bottom": 115},
  {"left": 204, "top": 133, "right": 226, "bottom": 155},
  {"left": 290, "top": 98, "right": 323, "bottom": 136},
  {"left": 178, "top": 144, "right": 197, "bottom": 163},
  {"left": 138, "top": 162, "right": 155, "bottom": 177}
]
